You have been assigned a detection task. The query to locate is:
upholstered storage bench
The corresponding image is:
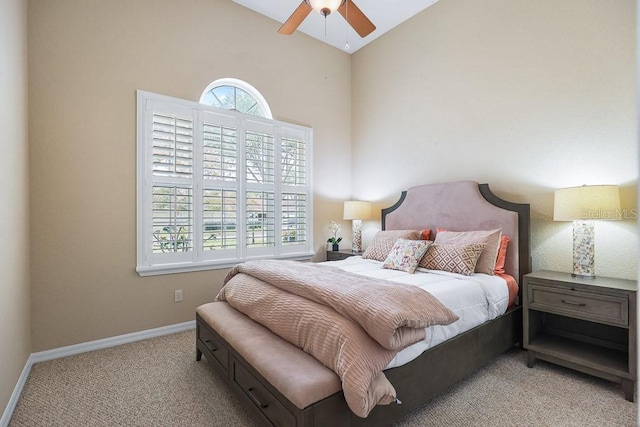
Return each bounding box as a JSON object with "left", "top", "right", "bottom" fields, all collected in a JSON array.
[
  {"left": 196, "top": 301, "right": 349, "bottom": 426},
  {"left": 196, "top": 300, "right": 521, "bottom": 427}
]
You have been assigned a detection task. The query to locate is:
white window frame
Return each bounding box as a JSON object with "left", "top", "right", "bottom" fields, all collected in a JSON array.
[{"left": 136, "top": 90, "right": 313, "bottom": 276}]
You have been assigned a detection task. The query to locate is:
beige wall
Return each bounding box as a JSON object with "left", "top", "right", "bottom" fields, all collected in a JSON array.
[
  {"left": 28, "top": 0, "right": 351, "bottom": 351},
  {"left": 352, "top": 0, "right": 637, "bottom": 280},
  {"left": 0, "top": 0, "right": 31, "bottom": 414}
]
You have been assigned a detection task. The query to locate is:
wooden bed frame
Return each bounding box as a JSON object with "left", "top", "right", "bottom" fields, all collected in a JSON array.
[{"left": 196, "top": 181, "right": 530, "bottom": 426}]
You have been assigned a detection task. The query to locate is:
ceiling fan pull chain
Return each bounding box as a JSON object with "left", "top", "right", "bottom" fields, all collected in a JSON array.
[{"left": 344, "top": 0, "right": 349, "bottom": 50}]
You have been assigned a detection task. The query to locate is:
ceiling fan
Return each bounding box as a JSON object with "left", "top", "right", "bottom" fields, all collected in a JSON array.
[{"left": 278, "top": 0, "right": 376, "bottom": 38}]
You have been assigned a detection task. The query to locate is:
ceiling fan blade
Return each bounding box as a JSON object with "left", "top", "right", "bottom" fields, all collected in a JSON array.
[
  {"left": 338, "top": 0, "right": 376, "bottom": 38},
  {"left": 278, "top": 1, "right": 312, "bottom": 35}
]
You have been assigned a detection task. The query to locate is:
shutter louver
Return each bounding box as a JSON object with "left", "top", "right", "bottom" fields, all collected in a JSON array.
[
  {"left": 203, "top": 189, "right": 237, "bottom": 251},
  {"left": 281, "top": 137, "right": 306, "bottom": 186},
  {"left": 203, "top": 122, "right": 237, "bottom": 181},
  {"left": 152, "top": 186, "right": 193, "bottom": 253},
  {"left": 246, "top": 191, "right": 275, "bottom": 248},
  {"left": 152, "top": 113, "right": 193, "bottom": 179},
  {"left": 282, "top": 193, "right": 307, "bottom": 245},
  {"left": 246, "top": 131, "right": 275, "bottom": 184}
]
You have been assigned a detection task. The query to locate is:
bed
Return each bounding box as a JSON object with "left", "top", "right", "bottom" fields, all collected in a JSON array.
[{"left": 196, "top": 181, "right": 531, "bottom": 426}]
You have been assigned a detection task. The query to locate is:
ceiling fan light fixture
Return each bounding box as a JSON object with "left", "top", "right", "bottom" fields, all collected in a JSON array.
[{"left": 306, "top": 0, "right": 344, "bottom": 17}]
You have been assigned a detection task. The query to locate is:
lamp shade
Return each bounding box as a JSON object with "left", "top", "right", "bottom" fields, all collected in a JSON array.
[
  {"left": 307, "top": 0, "right": 344, "bottom": 15},
  {"left": 343, "top": 201, "right": 371, "bottom": 220},
  {"left": 553, "top": 185, "right": 620, "bottom": 221}
]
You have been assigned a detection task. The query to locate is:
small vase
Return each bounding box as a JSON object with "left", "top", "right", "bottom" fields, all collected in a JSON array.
[{"left": 332, "top": 243, "right": 339, "bottom": 251}]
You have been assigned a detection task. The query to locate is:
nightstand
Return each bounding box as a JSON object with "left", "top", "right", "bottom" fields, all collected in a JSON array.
[
  {"left": 326, "top": 250, "right": 361, "bottom": 261},
  {"left": 523, "top": 270, "right": 637, "bottom": 401}
]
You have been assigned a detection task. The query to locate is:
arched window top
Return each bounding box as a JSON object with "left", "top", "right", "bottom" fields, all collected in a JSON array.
[{"left": 199, "top": 78, "right": 273, "bottom": 119}]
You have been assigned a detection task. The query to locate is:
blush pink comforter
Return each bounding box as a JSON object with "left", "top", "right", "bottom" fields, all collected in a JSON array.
[{"left": 216, "top": 260, "right": 458, "bottom": 418}]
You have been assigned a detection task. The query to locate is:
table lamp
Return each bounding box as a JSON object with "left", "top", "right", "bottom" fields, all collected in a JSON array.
[
  {"left": 553, "top": 185, "right": 620, "bottom": 278},
  {"left": 343, "top": 201, "right": 371, "bottom": 253}
]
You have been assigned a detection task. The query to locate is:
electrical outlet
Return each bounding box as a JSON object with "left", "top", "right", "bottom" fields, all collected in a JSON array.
[{"left": 174, "top": 289, "right": 183, "bottom": 302}]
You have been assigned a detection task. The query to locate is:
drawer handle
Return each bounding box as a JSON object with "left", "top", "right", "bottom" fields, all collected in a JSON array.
[
  {"left": 204, "top": 340, "right": 218, "bottom": 352},
  {"left": 561, "top": 299, "right": 586, "bottom": 307},
  {"left": 247, "top": 387, "right": 270, "bottom": 409}
]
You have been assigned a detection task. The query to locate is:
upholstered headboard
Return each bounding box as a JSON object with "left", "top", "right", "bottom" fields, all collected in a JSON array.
[{"left": 382, "top": 181, "right": 530, "bottom": 286}]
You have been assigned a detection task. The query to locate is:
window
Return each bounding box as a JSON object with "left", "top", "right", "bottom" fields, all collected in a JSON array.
[
  {"left": 200, "top": 78, "right": 273, "bottom": 119},
  {"left": 136, "top": 90, "right": 313, "bottom": 276}
]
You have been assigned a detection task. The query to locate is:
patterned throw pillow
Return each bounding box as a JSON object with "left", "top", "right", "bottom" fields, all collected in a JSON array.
[
  {"left": 419, "top": 243, "right": 487, "bottom": 276},
  {"left": 382, "top": 239, "right": 432, "bottom": 274},
  {"left": 362, "top": 230, "right": 422, "bottom": 262},
  {"left": 434, "top": 228, "right": 502, "bottom": 275}
]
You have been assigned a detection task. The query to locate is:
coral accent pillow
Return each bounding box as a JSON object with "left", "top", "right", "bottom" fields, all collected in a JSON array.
[
  {"left": 383, "top": 239, "right": 432, "bottom": 274},
  {"left": 494, "top": 235, "right": 510, "bottom": 274},
  {"left": 362, "top": 230, "right": 422, "bottom": 262},
  {"left": 434, "top": 228, "right": 502, "bottom": 275},
  {"left": 419, "top": 243, "right": 486, "bottom": 276}
]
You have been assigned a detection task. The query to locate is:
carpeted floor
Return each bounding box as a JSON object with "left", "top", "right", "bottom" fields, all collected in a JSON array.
[{"left": 9, "top": 330, "right": 637, "bottom": 426}]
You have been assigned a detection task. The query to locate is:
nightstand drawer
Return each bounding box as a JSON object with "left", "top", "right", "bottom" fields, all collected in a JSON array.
[
  {"left": 528, "top": 284, "right": 628, "bottom": 327},
  {"left": 326, "top": 250, "right": 358, "bottom": 261}
]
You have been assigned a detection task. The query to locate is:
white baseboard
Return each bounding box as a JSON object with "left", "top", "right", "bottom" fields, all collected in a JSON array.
[
  {"left": 0, "top": 320, "right": 196, "bottom": 427},
  {"left": 29, "top": 320, "right": 196, "bottom": 363},
  {"left": 0, "top": 357, "right": 32, "bottom": 427}
]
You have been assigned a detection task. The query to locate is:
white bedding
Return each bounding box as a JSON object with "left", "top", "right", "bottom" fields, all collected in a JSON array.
[{"left": 324, "top": 256, "right": 510, "bottom": 369}]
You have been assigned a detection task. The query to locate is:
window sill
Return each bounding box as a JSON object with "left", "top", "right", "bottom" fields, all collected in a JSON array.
[{"left": 136, "top": 252, "right": 316, "bottom": 277}]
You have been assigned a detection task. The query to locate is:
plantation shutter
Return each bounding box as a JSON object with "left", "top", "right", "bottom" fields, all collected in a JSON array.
[
  {"left": 137, "top": 90, "right": 313, "bottom": 276},
  {"left": 201, "top": 111, "right": 240, "bottom": 261},
  {"left": 279, "top": 129, "right": 310, "bottom": 253},
  {"left": 244, "top": 121, "right": 276, "bottom": 257},
  {"left": 141, "top": 99, "right": 196, "bottom": 266}
]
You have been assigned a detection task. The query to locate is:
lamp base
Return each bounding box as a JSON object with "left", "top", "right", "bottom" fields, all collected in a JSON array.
[
  {"left": 352, "top": 219, "right": 363, "bottom": 253},
  {"left": 572, "top": 220, "right": 595, "bottom": 279}
]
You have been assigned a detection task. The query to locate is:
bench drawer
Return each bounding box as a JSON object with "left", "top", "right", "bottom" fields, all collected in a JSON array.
[
  {"left": 528, "top": 284, "right": 628, "bottom": 326},
  {"left": 233, "top": 359, "right": 296, "bottom": 427},
  {"left": 198, "top": 324, "right": 229, "bottom": 372}
]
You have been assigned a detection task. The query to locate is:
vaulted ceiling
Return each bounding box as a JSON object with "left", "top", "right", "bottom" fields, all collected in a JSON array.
[{"left": 231, "top": 0, "right": 440, "bottom": 53}]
